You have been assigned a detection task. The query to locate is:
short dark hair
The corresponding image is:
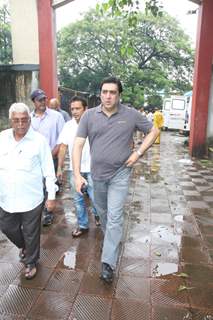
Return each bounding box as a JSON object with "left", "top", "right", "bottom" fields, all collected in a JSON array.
[
  {"left": 100, "top": 77, "right": 123, "bottom": 94},
  {"left": 70, "top": 96, "right": 87, "bottom": 109}
]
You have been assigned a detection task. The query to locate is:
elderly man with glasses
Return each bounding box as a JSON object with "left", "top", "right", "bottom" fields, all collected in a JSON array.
[{"left": 0, "top": 103, "right": 58, "bottom": 279}]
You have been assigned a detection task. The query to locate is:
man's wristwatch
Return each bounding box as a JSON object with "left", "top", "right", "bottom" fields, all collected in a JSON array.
[{"left": 136, "top": 149, "right": 143, "bottom": 157}]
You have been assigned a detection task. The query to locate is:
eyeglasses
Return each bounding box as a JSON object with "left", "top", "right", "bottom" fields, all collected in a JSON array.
[{"left": 11, "top": 118, "right": 30, "bottom": 124}]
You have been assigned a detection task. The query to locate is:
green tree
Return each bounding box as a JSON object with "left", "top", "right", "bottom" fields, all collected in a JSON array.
[
  {"left": 98, "top": 0, "right": 163, "bottom": 26},
  {"left": 57, "top": 9, "right": 193, "bottom": 106},
  {"left": 146, "top": 94, "right": 163, "bottom": 108},
  {"left": 0, "top": 4, "right": 12, "bottom": 64}
]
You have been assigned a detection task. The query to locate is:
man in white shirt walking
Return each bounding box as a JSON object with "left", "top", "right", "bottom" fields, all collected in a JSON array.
[
  {"left": 57, "top": 96, "right": 100, "bottom": 237},
  {"left": 0, "top": 103, "right": 58, "bottom": 279}
]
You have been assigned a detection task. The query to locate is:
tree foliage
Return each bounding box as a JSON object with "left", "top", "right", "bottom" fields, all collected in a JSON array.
[
  {"left": 57, "top": 9, "right": 194, "bottom": 107},
  {"left": 97, "top": 0, "right": 163, "bottom": 27},
  {"left": 0, "top": 4, "right": 12, "bottom": 64}
]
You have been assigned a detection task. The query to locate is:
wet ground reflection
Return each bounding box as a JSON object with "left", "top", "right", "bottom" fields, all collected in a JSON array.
[
  {"left": 0, "top": 131, "right": 213, "bottom": 318},
  {"left": 63, "top": 249, "right": 76, "bottom": 269},
  {"left": 152, "top": 262, "right": 179, "bottom": 277}
]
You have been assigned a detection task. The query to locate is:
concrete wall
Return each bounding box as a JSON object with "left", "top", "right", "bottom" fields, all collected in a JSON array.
[
  {"left": 10, "top": 0, "right": 39, "bottom": 64},
  {"left": 0, "top": 65, "right": 39, "bottom": 130}
]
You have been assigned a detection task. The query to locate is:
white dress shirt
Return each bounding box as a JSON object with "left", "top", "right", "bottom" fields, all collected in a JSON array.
[
  {"left": 0, "top": 127, "right": 58, "bottom": 213},
  {"left": 57, "top": 118, "right": 91, "bottom": 172}
]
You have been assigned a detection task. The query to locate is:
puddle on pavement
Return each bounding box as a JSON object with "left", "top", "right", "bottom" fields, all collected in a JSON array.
[
  {"left": 64, "top": 210, "right": 76, "bottom": 224},
  {"left": 178, "top": 159, "right": 194, "bottom": 165},
  {"left": 174, "top": 215, "right": 184, "bottom": 222},
  {"left": 63, "top": 249, "right": 76, "bottom": 269},
  {"left": 152, "top": 262, "right": 178, "bottom": 277},
  {"left": 151, "top": 225, "right": 181, "bottom": 246}
]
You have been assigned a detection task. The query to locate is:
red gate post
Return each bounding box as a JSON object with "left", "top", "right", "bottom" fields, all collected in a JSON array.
[
  {"left": 189, "top": 0, "right": 213, "bottom": 157},
  {"left": 37, "top": 0, "right": 58, "bottom": 99}
]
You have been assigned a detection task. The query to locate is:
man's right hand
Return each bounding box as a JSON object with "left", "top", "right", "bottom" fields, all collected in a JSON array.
[{"left": 75, "top": 174, "right": 87, "bottom": 194}]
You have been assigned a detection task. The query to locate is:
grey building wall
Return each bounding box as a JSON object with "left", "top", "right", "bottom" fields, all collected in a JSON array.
[{"left": 0, "top": 64, "right": 39, "bottom": 130}]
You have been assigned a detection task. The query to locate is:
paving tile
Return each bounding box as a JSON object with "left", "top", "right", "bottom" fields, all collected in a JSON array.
[
  {"left": 151, "top": 214, "right": 172, "bottom": 224},
  {"left": 0, "top": 315, "right": 26, "bottom": 320},
  {"left": 203, "top": 196, "right": 213, "bottom": 203},
  {"left": 197, "top": 224, "right": 212, "bottom": 235},
  {"left": 180, "top": 181, "right": 196, "bottom": 187},
  {"left": 119, "top": 257, "right": 150, "bottom": 277},
  {"left": 180, "top": 247, "right": 210, "bottom": 264},
  {"left": 39, "top": 247, "right": 66, "bottom": 268},
  {"left": 68, "top": 295, "right": 112, "bottom": 320},
  {"left": 0, "top": 246, "right": 21, "bottom": 263},
  {"left": 209, "top": 250, "right": 213, "bottom": 262},
  {"left": 188, "top": 308, "right": 213, "bottom": 319},
  {"left": 152, "top": 305, "right": 192, "bottom": 320},
  {"left": 45, "top": 269, "right": 83, "bottom": 297},
  {"left": 151, "top": 278, "right": 190, "bottom": 308},
  {"left": 13, "top": 265, "right": 53, "bottom": 289},
  {"left": 181, "top": 235, "right": 202, "bottom": 248},
  {"left": 79, "top": 272, "right": 116, "bottom": 297},
  {"left": 0, "top": 263, "right": 22, "bottom": 286},
  {"left": 183, "top": 189, "right": 201, "bottom": 196},
  {"left": 111, "top": 299, "right": 150, "bottom": 320},
  {"left": 123, "top": 242, "right": 150, "bottom": 258},
  {"left": 0, "top": 285, "right": 41, "bottom": 317},
  {"left": 0, "top": 285, "right": 9, "bottom": 298},
  {"left": 28, "top": 290, "right": 73, "bottom": 320},
  {"left": 115, "top": 276, "right": 150, "bottom": 302},
  {"left": 188, "top": 201, "right": 210, "bottom": 209},
  {"left": 205, "top": 236, "right": 213, "bottom": 248},
  {"left": 87, "top": 259, "right": 102, "bottom": 275},
  {"left": 191, "top": 178, "right": 208, "bottom": 185},
  {"left": 187, "top": 283, "right": 213, "bottom": 310},
  {"left": 181, "top": 263, "right": 213, "bottom": 285}
]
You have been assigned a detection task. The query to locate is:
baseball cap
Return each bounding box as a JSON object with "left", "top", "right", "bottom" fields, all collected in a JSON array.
[{"left": 30, "top": 89, "right": 46, "bottom": 101}]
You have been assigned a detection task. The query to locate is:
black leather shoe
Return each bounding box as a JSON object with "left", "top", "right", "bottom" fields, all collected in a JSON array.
[{"left": 100, "top": 263, "right": 113, "bottom": 283}]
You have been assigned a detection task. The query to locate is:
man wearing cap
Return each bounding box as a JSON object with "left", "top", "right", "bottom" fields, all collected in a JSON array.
[{"left": 30, "top": 89, "right": 65, "bottom": 226}]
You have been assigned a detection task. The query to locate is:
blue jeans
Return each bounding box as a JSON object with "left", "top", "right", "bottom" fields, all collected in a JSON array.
[
  {"left": 93, "top": 165, "right": 132, "bottom": 269},
  {"left": 70, "top": 171, "right": 98, "bottom": 229}
]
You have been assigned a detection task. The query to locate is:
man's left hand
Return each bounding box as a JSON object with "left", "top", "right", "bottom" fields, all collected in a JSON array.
[
  {"left": 125, "top": 151, "right": 140, "bottom": 167},
  {"left": 45, "top": 199, "right": 56, "bottom": 212}
]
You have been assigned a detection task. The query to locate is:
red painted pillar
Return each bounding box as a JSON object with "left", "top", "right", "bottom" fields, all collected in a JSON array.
[
  {"left": 189, "top": 0, "right": 213, "bottom": 157},
  {"left": 37, "top": 0, "right": 58, "bottom": 99}
]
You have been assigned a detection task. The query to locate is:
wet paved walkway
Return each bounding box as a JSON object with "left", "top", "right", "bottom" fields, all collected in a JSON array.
[{"left": 0, "top": 131, "right": 213, "bottom": 319}]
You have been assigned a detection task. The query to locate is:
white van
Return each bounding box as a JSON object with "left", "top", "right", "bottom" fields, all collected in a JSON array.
[
  {"left": 162, "top": 96, "right": 186, "bottom": 130},
  {"left": 162, "top": 98, "right": 171, "bottom": 129}
]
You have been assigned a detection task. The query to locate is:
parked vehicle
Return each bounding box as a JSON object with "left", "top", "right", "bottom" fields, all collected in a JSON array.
[
  {"left": 182, "top": 91, "right": 192, "bottom": 135},
  {"left": 162, "top": 95, "right": 186, "bottom": 130},
  {"left": 162, "top": 98, "right": 171, "bottom": 130}
]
